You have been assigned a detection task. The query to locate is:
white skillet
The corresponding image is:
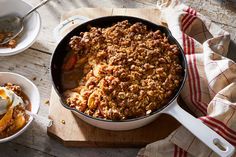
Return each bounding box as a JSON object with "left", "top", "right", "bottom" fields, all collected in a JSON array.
[{"left": 52, "top": 16, "right": 235, "bottom": 157}]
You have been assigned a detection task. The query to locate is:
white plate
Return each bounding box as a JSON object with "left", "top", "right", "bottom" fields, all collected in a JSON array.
[
  {"left": 0, "top": 72, "right": 40, "bottom": 143},
  {"left": 0, "top": 0, "right": 41, "bottom": 56}
]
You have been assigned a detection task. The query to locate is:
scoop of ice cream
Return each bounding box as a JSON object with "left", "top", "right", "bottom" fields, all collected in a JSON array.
[{"left": 0, "top": 87, "right": 24, "bottom": 115}]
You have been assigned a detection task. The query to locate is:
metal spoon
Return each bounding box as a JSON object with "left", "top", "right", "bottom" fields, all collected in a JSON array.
[
  {"left": 26, "top": 110, "right": 53, "bottom": 127},
  {"left": 0, "top": 0, "right": 50, "bottom": 45}
]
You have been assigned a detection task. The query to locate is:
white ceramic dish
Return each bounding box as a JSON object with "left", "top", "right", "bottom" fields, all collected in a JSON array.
[
  {"left": 0, "top": 0, "right": 41, "bottom": 56},
  {"left": 0, "top": 72, "right": 40, "bottom": 143}
]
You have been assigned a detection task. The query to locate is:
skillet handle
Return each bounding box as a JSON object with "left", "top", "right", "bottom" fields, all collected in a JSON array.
[
  {"left": 163, "top": 100, "right": 235, "bottom": 157},
  {"left": 53, "top": 16, "right": 90, "bottom": 42}
]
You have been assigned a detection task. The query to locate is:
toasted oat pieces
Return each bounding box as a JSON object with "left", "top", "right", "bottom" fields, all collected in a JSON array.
[{"left": 62, "top": 20, "right": 183, "bottom": 120}]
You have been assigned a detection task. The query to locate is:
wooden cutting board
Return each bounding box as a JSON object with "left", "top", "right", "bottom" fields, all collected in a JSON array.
[{"left": 47, "top": 8, "right": 180, "bottom": 147}]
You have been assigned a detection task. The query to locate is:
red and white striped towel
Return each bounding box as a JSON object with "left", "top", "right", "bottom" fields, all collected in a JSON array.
[{"left": 138, "top": 1, "right": 236, "bottom": 157}]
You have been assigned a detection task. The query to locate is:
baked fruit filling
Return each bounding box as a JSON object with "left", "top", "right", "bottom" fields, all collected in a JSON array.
[{"left": 62, "top": 20, "right": 183, "bottom": 120}]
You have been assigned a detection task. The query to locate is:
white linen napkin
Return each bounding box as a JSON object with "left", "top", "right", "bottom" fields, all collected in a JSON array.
[{"left": 137, "top": 1, "right": 236, "bottom": 157}]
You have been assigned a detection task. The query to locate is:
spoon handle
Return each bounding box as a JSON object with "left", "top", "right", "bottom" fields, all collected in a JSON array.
[
  {"left": 22, "top": 0, "right": 50, "bottom": 21},
  {"left": 26, "top": 110, "right": 53, "bottom": 127}
]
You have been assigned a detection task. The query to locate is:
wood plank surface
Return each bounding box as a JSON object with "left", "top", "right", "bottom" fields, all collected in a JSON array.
[
  {"left": 0, "top": 0, "right": 235, "bottom": 156},
  {"left": 61, "top": 8, "right": 160, "bottom": 23}
]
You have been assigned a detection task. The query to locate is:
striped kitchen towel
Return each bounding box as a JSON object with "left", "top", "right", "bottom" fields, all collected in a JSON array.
[{"left": 138, "top": 0, "right": 236, "bottom": 157}]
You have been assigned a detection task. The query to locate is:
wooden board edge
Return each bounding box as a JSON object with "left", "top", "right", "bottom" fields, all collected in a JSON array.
[{"left": 47, "top": 130, "right": 146, "bottom": 148}]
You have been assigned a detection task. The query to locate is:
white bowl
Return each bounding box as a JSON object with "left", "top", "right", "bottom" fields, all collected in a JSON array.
[
  {"left": 0, "top": 72, "right": 40, "bottom": 143},
  {"left": 0, "top": 0, "right": 41, "bottom": 56}
]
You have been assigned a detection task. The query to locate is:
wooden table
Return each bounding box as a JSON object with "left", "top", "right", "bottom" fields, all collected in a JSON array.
[{"left": 0, "top": 0, "right": 235, "bottom": 156}]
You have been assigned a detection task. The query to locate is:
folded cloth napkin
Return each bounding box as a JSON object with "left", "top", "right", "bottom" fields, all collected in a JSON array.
[{"left": 138, "top": 0, "right": 236, "bottom": 157}]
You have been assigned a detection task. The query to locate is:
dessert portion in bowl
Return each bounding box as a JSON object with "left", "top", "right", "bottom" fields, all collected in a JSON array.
[
  {"left": 62, "top": 20, "right": 183, "bottom": 120},
  {"left": 0, "top": 83, "right": 31, "bottom": 138},
  {"left": 0, "top": 32, "right": 17, "bottom": 48},
  {"left": 0, "top": 0, "right": 41, "bottom": 56}
]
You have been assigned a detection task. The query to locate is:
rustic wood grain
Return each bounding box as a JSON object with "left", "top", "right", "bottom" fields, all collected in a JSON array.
[
  {"left": 0, "top": 142, "right": 54, "bottom": 157},
  {"left": 0, "top": 0, "right": 235, "bottom": 156}
]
